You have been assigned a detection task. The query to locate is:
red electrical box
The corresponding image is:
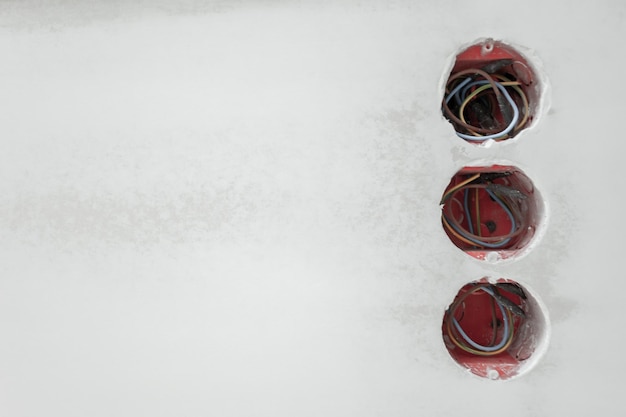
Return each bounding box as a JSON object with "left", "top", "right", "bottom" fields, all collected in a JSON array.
[
  {"left": 442, "top": 278, "right": 542, "bottom": 380},
  {"left": 443, "top": 39, "right": 540, "bottom": 142},
  {"left": 440, "top": 165, "right": 544, "bottom": 261}
]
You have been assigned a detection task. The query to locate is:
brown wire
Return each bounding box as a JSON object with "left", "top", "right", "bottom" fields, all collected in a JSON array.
[
  {"left": 442, "top": 68, "right": 503, "bottom": 135},
  {"left": 441, "top": 184, "right": 527, "bottom": 245}
]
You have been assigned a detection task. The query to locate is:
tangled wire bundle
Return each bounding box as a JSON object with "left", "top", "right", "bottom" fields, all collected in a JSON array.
[{"left": 442, "top": 59, "right": 530, "bottom": 142}]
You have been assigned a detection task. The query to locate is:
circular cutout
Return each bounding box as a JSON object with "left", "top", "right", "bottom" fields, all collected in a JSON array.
[
  {"left": 441, "top": 38, "right": 542, "bottom": 144},
  {"left": 442, "top": 278, "right": 549, "bottom": 380},
  {"left": 440, "top": 164, "right": 545, "bottom": 262}
]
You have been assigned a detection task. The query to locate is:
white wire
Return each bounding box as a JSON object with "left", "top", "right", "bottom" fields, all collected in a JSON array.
[
  {"left": 452, "top": 286, "right": 510, "bottom": 352},
  {"left": 445, "top": 77, "right": 520, "bottom": 142}
]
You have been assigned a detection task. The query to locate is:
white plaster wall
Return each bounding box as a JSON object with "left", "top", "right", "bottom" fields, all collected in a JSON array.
[{"left": 0, "top": 1, "right": 624, "bottom": 416}]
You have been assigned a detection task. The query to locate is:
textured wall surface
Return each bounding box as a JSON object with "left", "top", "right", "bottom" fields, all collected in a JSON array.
[{"left": 0, "top": 1, "right": 624, "bottom": 416}]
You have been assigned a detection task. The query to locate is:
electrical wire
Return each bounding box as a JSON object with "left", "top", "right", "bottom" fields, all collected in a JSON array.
[
  {"left": 474, "top": 188, "right": 481, "bottom": 237},
  {"left": 440, "top": 172, "right": 529, "bottom": 250},
  {"left": 447, "top": 81, "right": 519, "bottom": 141},
  {"left": 452, "top": 286, "right": 509, "bottom": 352},
  {"left": 445, "top": 283, "right": 525, "bottom": 357},
  {"left": 443, "top": 184, "right": 523, "bottom": 248},
  {"left": 493, "top": 74, "right": 530, "bottom": 131},
  {"left": 439, "top": 173, "right": 480, "bottom": 204},
  {"left": 442, "top": 61, "right": 530, "bottom": 142}
]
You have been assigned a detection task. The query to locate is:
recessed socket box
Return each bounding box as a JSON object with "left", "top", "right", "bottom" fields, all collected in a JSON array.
[
  {"left": 442, "top": 39, "right": 541, "bottom": 144},
  {"left": 440, "top": 164, "right": 544, "bottom": 262},
  {"left": 442, "top": 278, "right": 549, "bottom": 380}
]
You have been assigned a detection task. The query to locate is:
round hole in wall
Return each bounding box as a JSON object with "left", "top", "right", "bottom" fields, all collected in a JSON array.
[
  {"left": 441, "top": 278, "right": 549, "bottom": 380},
  {"left": 441, "top": 38, "right": 543, "bottom": 145},
  {"left": 439, "top": 164, "right": 545, "bottom": 262}
]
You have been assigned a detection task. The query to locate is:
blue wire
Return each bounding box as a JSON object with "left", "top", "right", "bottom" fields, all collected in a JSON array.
[
  {"left": 445, "top": 77, "right": 472, "bottom": 106},
  {"left": 460, "top": 80, "right": 490, "bottom": 101},
  {"left": 444, "top": 188, "right": 517, "bottom": 249},
  {"left": 452, "top": 286, "right": 510, "bottom": 352},
  {"left": 457, "top": 83, "right": 519, "bottom": 141},
  {"left": 463, "top": 188, "right": 474, "bottom": 235},
  {"left": 487, "top": 188, "right": 516, "bottom": 236},
  {"left": 444, "top": 77, "right": 519, "bottom": 142}
]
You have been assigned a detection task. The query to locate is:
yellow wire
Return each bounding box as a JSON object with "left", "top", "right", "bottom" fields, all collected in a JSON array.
[
  {"left": 459, "top": 81, "right": 520, "bottom": 125},
  {"left": 458, "top": 79, "right": 528, "bottom": 139},
  {"left": 446, "top": 300, "right": 516, "bottom": 356},
  {"left": 493, "top": 74, "right": 530, "bottom": 132},
  {"left": 446, "top": 309, "right": 515, "bottom": 356},
  {"left": 443, "top": 187, "right": 521, "bottom": 246},
  {"left": 441, "top": 214, "right": 479, "bottom": 247},
  {"left": 440, "top": 173, "right": 480, "bottom": 204},
  {"left": 459, "top": 82, "right": 521, "bottom": 139}
]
